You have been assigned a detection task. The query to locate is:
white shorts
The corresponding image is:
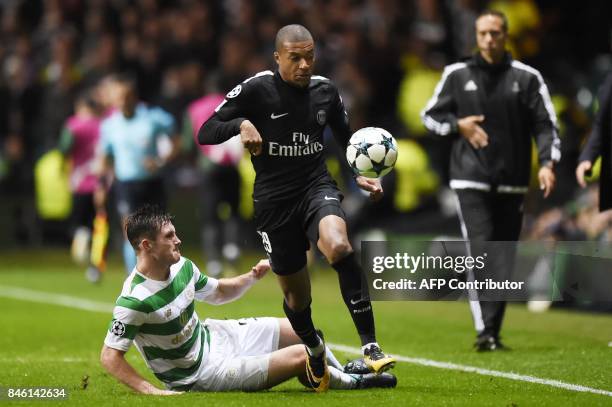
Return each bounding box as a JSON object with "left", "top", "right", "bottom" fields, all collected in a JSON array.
[{"left": 190, "top": 317, "right": 280, "bottom": 392}]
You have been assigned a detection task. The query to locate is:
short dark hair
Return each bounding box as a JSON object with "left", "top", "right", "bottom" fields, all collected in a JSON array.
[
  {"left": 75, "top": 88, "right": 100, "bottom": 112},
  {"left": 275, "top": 24, "right": 313, "bottom": 51},
  {"left": 125, "top": 205, "right": 174, "bottom": 250},
  {"left": 477, "top": 10, "right": 509, "bottom": 33}
]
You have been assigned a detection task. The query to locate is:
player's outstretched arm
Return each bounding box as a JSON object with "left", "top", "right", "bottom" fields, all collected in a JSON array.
[
  {"left": 206, "top": 259, "right": 270, "bottom": 305},
  {"left": 198, "top": 113, "right": 245, "bottom": 145},
  {"left": 100, "top": 345, "right": 181, "bottom": 395}
]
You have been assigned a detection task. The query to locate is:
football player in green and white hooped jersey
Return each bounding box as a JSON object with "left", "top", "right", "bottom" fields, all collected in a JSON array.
[{"left": 101, "top": 205, "right": 396, "bottom": 394}]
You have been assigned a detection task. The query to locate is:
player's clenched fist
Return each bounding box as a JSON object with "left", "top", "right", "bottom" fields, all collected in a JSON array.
[
  {"left": 250, "top": 259, "right": 270, "bottom": 280},
  {"left": 240, "top": 120, "right": 263, "bottom": 156}
]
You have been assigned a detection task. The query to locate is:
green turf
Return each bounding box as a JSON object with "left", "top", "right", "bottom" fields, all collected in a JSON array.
[{"left": 0, "top": 249, "right": 611, "bottom": 406}]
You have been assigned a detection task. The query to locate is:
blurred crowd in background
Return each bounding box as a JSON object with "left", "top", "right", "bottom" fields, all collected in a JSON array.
[{"left": 1, "top": 0, "right": 611, "bottom": 258}]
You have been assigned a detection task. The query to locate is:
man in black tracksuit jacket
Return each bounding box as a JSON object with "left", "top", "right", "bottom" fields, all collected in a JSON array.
[{"left": 421, "top": 10, "right": 560, "bottom": 351}]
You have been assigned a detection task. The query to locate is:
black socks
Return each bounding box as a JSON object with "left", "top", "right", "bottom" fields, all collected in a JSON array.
[
  {"left": 332, "top": 252, "right": 376, "bottom": 345},
  {"left": 283, "top": 299, "right": 320, "bottom": 348}
]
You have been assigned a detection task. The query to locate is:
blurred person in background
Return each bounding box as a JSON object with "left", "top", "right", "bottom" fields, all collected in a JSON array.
[
  {"left": 96, "top": 74, "right": 179, "bottom": 275},
  {"left": 57, "top": 89, "right": 103, "bottom": 265},
  {"left": 183, "top": 82, "right": 243, "bottom": 277},
  {"left": 575, "top": 72, "right": 612, "bottom": 327},
  {"left": 421, "top": 10, "right": 560, "bottom": 351},
  {"left": 577, "top": 72, "right": 612, "bottom": 212}
]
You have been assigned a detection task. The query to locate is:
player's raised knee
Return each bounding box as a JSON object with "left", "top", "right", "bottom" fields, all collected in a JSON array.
[{"left": 323, "top": 238, "right": 352, "bottom": 263}]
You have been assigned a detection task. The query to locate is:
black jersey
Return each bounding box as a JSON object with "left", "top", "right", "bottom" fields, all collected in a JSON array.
[{"left": 198, "top": 70, "right": 351, "bottom": 205}]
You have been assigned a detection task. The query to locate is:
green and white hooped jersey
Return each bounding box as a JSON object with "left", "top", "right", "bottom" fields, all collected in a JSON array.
[{"left": 104, "top": 257, "right": 218, "bottom": 389}]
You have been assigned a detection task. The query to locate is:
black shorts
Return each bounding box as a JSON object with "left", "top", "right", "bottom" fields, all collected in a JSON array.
[
  {"left": 71, "top": 192, "right": 95, "bottom": 229},
  {"left": 254, "top": 183, "right": 345, "bottom": 275}
]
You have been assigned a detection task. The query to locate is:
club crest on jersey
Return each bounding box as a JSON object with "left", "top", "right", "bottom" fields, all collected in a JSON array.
[
  {"left": 165, "top": 308, "right": 172, "bottom": 318},
  {"left": 111, "top": 320, "right": 126, "bottom": 337},
  {"left": 316, "top": 109, "right": 326, "bottom": 125},
  {"left": 226, "top": 84, "right": 242, "bottom": 98}
]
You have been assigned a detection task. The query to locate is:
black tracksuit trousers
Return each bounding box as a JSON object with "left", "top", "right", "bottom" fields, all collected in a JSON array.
[{"left": 455, "top": 189, "right": 524, "bottom": 338}]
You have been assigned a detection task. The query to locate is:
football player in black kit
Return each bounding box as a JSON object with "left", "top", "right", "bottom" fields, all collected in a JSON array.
[{"left": 198, "top": 24, "right": 396, "bottom": 392}]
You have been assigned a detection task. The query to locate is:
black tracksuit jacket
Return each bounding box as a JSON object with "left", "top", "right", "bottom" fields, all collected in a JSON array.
[{"left": 421, "top": 53, "right": 560, "bottom": 193}]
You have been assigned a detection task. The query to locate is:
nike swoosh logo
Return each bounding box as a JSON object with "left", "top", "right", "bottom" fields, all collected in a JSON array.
[
  {"left": 305, "top": 358, "right": 324, "bottom": 388},
  {"left": 350, "top": 298, "right": 363, "bottom": 305},
  {"left": 324, "top": 196, "right": 339, "bottom": 201},
  {"left": 270, "top": 112, "right": 289, "bottom": 119},
  {"left": 306, "top": 369, "right": 322, "bottom": 389}
]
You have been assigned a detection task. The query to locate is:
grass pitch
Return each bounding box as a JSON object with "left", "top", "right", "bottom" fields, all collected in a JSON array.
[{"left": 0, "top": 249, "right": 611, "bottom": 406}]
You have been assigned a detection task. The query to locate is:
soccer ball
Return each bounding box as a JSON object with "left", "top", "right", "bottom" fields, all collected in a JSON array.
[{"left": 346, "top": 127, "right": 398, "bottom": 178}]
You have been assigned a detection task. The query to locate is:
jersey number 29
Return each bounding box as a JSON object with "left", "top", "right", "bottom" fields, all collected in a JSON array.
[{"left": 259, "top": 231, "right": 273, "bottom": 254}]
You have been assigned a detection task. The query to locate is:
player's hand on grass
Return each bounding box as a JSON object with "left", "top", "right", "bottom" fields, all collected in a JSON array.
[
  {"left": 148, "top": 388, "right": 183, "bottom": 395},
  {"left": 240, "top": 120, "right": 263, "bottom": 156},
  {"left": 356, "top": 176, "right": 383, "bottom": 201},
  {"left": 575, "top": 160, "right": 592, "bottom": 188},
  {"left": 538, "top": 165, "right": 556, "bottom": 198},
  {"left": 458, "top": 115, "right": 488, "bottom": 149},
  {"left": 251, "top": 259, "right": 270, "bottom": 280}
]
